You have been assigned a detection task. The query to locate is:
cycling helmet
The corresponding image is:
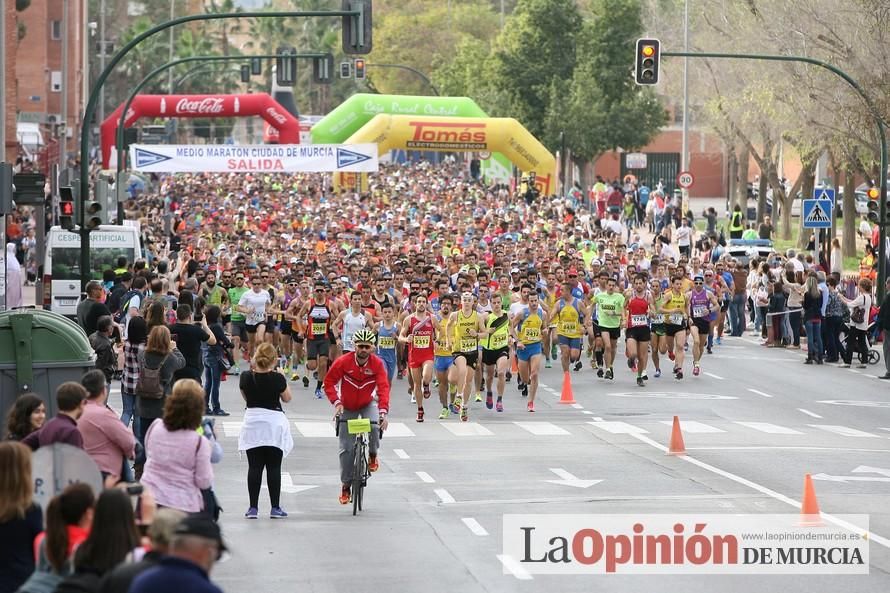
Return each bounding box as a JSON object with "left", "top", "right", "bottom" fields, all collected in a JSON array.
[{"left": 352, "top": 328, "right": 377, "bottom": 345}]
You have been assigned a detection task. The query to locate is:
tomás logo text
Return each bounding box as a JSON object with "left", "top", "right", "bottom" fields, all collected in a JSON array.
[
  {"left": 406, "top": 121, "right": 487, "bottom": 150},
  {"left": 503, "top": 514, "right": 869, "bottom": 575}
]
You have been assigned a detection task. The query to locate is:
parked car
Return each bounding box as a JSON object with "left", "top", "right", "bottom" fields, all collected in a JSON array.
[{"left": 727, "top": 238, "right": 774, "bottom": 267}]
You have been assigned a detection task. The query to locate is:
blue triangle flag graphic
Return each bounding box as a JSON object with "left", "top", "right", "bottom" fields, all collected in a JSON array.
[
  {"left": 336, "top": 147, "right": 372, "bottom": 169},
  {"left": 134, "top": 148, "right": 171, "bottom": 168}
]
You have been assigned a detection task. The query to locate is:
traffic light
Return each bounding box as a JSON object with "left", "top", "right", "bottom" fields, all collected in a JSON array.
[
  {"left": 250, "top": 57, "right": 262, "bottom": 76},
  {"left": 340, "top": 61, "right": 352, "bottom": 79},
  {"left": 240, "top": 64, "right": 251, "bottom": 83},
  {"left": 342, "top": 0, "right": 373, "bottom": 55},
  {"left": 866, "top": 186, "right": 881, "bottom": 223},
  {"left": 59, "top": 186, "right": 75, "bottom": 230},
  {"left": 354, "top": 58, "right": 366, "bottom": 80},
  {"left": 275, "top": 46, "right": 297, "bottom": 85},
  {"left": 83, "top": 179, "right": 107, "bottom": 230},
  {"left": 313, "top": 53, "right": 334, "bottom": 84},
  {"left": 634, "top": 38, "right": 661, "bottom": 85}
]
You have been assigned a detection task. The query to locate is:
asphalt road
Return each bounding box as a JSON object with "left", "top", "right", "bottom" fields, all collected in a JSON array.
[{"left": 142, "top": 334, "right": 888, "bottom": 592}]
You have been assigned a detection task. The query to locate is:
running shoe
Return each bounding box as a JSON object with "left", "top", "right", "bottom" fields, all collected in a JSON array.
[
  {"left": 486, "top": 392, "right": 493, "bottom": 410},
  {"left": 604, "top": 368, "right": 613, "bottom": 380},
  {"left": 460, "top": 406, "right": 469, "bottom": 422},
  {"left": 706, "top": 346, "right": 712, "bottom": 355},
  {"left": 270, "top": 507, "right": 288, "bottom": 519},
  {"left": 505, "top": 371, "right": 512, "bottom": 382},
  {"left": 212, "top": 409, "right": 230, "bottom": 417},
  {"left": 411, "top": 393, "right": 417, "bottom": 404},
  {"left": 496, "top": 398, "right": 504, "bottom": 412},
  {"left": 692, "top": 364, "right": 700, "bottom": 376},
  {"left": 545, "top": 359, "right": 552, "bottom": 369},
  {"left": 423, "top": 383, "right": 431, "bottom": 399},
  {"left": 302, "top": 376, "right": 310, "bottom": 388},
  {"left": 230, "top": 365, "right": 241, "bottom": 375},
  {"left": 627, "top": 357, "right": 636, "bottom": 370},
  {"left": 527, "top": 401, "right": 535, "bottom": 413},
  {"left": 804, "top": 358, "right": 813, "bottom": 365},
  {"left": 432, "top": 377, "right": 439, "bottom": 388},
  {"left": 368, "top": 455, "right": 379, "bottom": 472},
  {"left": 438, "top": 407, "right": 450, "bottom": 420},
  {"left": 452, "top": 395, "right": 463, "bottom": 414},
  {"left": 521, "top": 385, "right": 529, "bottom": 398},
  {"left": 574, "top": 361, "right": 583, "bottom": 371},
  {"left": 596, "top": 367, "right": 604, "bottom": 378},
  {"left": 636, "top": 376, "right": 645, "bottom": 387},
  {"left": 398, "top": 369, "right": 405, "bottom": 380},
  {"left": 641, "top": 372, "right": 649, "bottom": 381},
  {"left": 339, "top": 486, "right": 351, "bottom": 505},
  {"left": 290, "top": 371, "right": 299, "bottom": 381},
  {"left": 315, "top": 387, "right": 324, "bottom": 399},
  {"left": 475, "top": 392, "right": 483, "bottom": 403},
  {"left": 716, "top": 336, "right": 722, "bottom": 345},
  {"left": 654, "top": 369, "right": 661, "bottom": 378},
  {"left": 245, "top": 507, "right": 258, "bottom": 519},
  {"left": 416, "top": 408, "right": 424, "bottom": 423},
  {"left": 675, "top": 368, "right": 684, "bottom": 380}
]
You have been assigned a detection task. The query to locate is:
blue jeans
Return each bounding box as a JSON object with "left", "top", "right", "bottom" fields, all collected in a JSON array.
[
  {"left": 204, "top": 356, "right": 223, "bottom": 412},
  {"left": 120, "top": 391, "right": 136, "bottom": 427},
  {"left": 729, "top": 293, "right": 746, "bottom": 336},
  {"left": 805, "top": 320, "right": 823, "bottom": 360}
]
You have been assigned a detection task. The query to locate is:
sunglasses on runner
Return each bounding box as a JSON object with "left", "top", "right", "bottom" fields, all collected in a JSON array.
[{"left": 355, "top": 344, "right": 374, "bottom": 350}]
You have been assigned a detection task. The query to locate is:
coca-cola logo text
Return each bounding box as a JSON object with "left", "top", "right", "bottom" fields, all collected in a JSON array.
[
  {"left": 175, "top": 97, "right": 226, "bottom": 114},
  {"left": 265, "top": 107, "right": 288, "bottom": 125}
]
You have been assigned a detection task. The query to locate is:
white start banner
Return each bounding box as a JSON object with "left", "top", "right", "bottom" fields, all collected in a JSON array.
[{"left": 129, "top": 144, "right": 379, "bottom": 173}]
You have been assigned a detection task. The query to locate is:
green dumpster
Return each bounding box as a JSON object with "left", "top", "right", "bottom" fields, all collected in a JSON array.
[{"left": 0, "top": 308, "right": 96, "bottom": 421}]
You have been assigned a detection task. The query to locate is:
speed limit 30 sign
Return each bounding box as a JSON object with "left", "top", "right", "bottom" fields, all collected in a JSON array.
[{"left": 676, "top": 171, "right": 694, "bottom": 189}]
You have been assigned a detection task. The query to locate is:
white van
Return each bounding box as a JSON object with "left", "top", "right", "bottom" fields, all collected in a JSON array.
[{"left": 43, "top": 225, "right": 142, "bottom": 316}]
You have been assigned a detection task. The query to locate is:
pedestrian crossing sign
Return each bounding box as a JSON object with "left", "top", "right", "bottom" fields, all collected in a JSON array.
[
  {"left": 802, "top": 199, "right": 833, "bottom": 228},
  {"left": 812, "top": 187, "right": 835, "bottom": 204}
]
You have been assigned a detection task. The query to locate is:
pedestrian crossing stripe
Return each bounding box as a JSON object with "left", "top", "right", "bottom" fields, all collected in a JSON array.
[{"left": 805, "top": 202, "right": 830, "bottom": 223}]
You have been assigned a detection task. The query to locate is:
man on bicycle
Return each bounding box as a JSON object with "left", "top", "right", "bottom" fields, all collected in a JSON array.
[{"left": 323, "top": 328, "right": 391, "bottom": 504}]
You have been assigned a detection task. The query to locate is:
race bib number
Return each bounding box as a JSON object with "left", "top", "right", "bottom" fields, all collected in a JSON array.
[
  {"left": 631, "top": 314, "right": 648, "bottom": 327},
  {"left": 248, "top": 311, "right": 264, "bottom": 325},
  {"left": 561, "top": 321, "right": 578, "bottom": 334},
  {"left": 523, "top": 327, "right": 541, "bottom": 341},
  {"left": 378, "top": 336, "right": 395, "bottom": 349},
  {"left": 693, "top": 305, "right": 709, "bottom": 318},
  {"left": 459, "top": 337, "right": 477, "bottom": 352},
  {"left": 669, "top": 313, "right": 685, "bottom": 325},
  {"left": 491, "top": 333, "right": 508, "bottom": 350},
  {"left": 311, "top": 322, "right": 328, "bottom": 336},
  {"left": 413, "top": 334, "right": 431, "bottom": 349}
]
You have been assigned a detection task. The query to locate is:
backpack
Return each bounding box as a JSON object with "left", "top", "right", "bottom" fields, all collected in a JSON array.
[
  {"left": 112, "top": 289, "right": 140, "bottom": 323},
  {"left": 135, "top": 353, "right": 169, "bottom": 399}
]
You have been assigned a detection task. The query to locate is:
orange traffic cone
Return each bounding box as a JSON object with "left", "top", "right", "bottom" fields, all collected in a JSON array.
[
  {"left": 511, "top": 354, "right": 519, "bottom": 373},
  {"left": 559, "top": 371, "right": 576, "bottom": 404},
  {"left": 667, "top": 415, "right": 686, "bottom": 455},
  {"left": 799, "top": 474, "right": 823, "bottom": 526}
]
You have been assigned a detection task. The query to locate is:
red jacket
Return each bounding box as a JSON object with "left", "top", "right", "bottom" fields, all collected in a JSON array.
[{"left": 324, "top": 352, "right": 391, "bottom": 414}]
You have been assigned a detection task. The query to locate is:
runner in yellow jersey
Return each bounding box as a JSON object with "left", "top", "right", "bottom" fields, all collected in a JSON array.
[
  {"left": 660, "top": 275, "right": 689, "bottom": 379},
  {"left": 432, "top": 295, "right": 456, "bottom": 419},
  {"left": 481, "top": 296, "right": 510, "bottom": 412},
  {"left": 547, "top": 280, "right": 588, "bottom": 374},
  {"left": 449, "top": 292, "right": 486, "bottom": 422},
  {"left": 510, "top": 292, "right": 545, "bottom": 412}
]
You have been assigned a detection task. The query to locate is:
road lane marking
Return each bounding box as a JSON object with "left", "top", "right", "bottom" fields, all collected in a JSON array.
[
  {"left": 497, "top": 555, "right": 533, "bottom": 580},
  {"left": 381, "top": 422, "right": 416, "bottom": 437},
  {"left": 393, "top": 448, "right": 410, "bottom": 459},
  {"left": 440, "top": 422, "right": 494, "bottom": 436},
  {"left": 582, "top": 410, "right": 594, "bottom": 415},
  {"left": 626, "top": 432, "right": 890, "bottom": 550},
  {"left": 734, "top": 422, "right": 802, "bottom": 435},
  {"left": 658, "top": 420, "right": 725, "bottom": 433},
  {"left": 571, "top": 403, "right": 583, "bottom": 409},
  {"left": 703, "top": 371, "right": 725, "bottom": 380},
  {"left": 545, "top": 468, "right": 602, "bottom": 488},
  {"left": 513, "top": 421, "right": 570, "bottom": 436},
  {"left": 434, "top": 488, "right": 455, "bottom": 504},
  {"left": 592, "top": 417, "right": 604, "bottom": 421},
  {"left": 587, "top": 421, "right": 649, "bottom": 434},
  {"left": 879, "top": 428, "right": 890, "bottom": 433},
  {"left": 461, "top": 517, "right": 489, "bottom": 536},
  {"left": 747, "top": 388, "right": 774, "bottom": 398},
  {"left": 415, "top": 471, "right": 435, "bottom": 483},
  {"left": 808, "top": 425, "right": 881, "bottom": 438},
  {"left": 685, "top": 446, "right": 890, "bottom": 452},
  {"left": 222, "top": 421, "right": 243, "bottom": 437},
  {"left": 797, "top": 408, "right": 822, "bottom": 418},
  {"left": 293, "top": 421, "right": 334, "bottom": 438}
]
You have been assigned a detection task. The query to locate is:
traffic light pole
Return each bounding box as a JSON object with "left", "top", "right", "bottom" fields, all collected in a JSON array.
[
  {"left": 77, "top": 8, "right": 364, "bottom": 291},
  {"left": 662, "top": 51, "right": 888, "bottom": 301},
  {"left": 115, "top": 52, "right": 326, "bottom": 172},
  {"left": 364, "top": 63, "right": 439, "bottom": 96}
]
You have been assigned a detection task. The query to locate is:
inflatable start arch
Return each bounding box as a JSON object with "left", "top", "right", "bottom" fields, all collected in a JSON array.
[{"left": 344, "top": 114, "right": 557, "bottom": 195}]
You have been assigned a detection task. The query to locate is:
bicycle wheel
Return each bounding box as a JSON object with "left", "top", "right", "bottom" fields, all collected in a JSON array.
[
  {"left": 352, "top": 437, "right": 365, "bottom": 516},
  {"left": 869, "top": 349, "right": 881, "bottom": 365}
]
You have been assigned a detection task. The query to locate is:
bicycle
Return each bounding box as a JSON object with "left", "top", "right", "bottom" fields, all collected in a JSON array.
[{"left": 335, "top": 415, "right": 380, "bottom": 515}]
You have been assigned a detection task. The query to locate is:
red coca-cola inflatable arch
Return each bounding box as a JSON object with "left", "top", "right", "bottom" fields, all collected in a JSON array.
[{"left": 99, "top": 93, "right": 300, "bottom": 169}]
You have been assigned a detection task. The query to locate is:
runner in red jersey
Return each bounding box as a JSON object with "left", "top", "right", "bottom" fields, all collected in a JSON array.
[
  {"left": 625, "top": 274, "right": 654, "bottom": 387},
  {"left": 398, "top": 293, "right": 436, "bottom": 422}
]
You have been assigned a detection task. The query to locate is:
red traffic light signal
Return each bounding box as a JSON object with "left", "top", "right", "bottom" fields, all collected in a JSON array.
[
  {"left": 60, "top": 200, "right": 74, "bottom": 216},
  {"left": 635, "top": 38, "right": 660, "bottom": 85},
  {"left": 354, "top": 58, "right": 366, "bottom": 79}
]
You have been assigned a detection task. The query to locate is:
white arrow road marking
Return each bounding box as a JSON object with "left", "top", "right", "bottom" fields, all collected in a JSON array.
[
  {"left": 545, "top": 468, "right": 603, "bottom": 489},
  {"left": 393, "top": 448, "right": 410, "bottom": 459},
  {"left": 852, "top": 465, "right": 890, "bottom": 478},
  {"left": 262, "top": 472, "right": 318, "bottom": 494},
  {"left": 811, "top": 473, "right": 890, "bottom": 483},
  {"left": 797, "top": 408, "right": 822, "bottom": 419},
  {"left": 497, "top": 554, "right": 533, "bottom": 580},
  {"left": 434, "top": 488, "right": 455, "bottom": 504},
  {"left": 415, "top": 471, "right": 435, "bottom": 483}
]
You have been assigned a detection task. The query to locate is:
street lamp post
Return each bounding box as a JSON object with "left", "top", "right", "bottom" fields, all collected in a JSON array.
[
  {"left": 114, "top": 52, "right": 325, "bottom": 173},
  {"left": 77, "top": 7, "right": 366, "bottom": 290},
  {"left": 662, "top": 50, "right": 888, "bottom": 300}
]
